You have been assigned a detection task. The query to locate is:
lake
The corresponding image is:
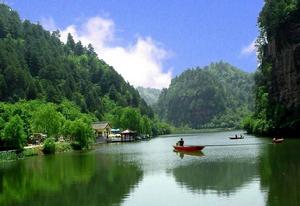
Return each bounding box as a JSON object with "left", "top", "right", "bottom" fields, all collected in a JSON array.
[{"left": 1, "top": 130, "right": 299, "bottom": 206}]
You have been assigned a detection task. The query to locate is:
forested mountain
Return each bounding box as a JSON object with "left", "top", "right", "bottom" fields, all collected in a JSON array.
[
  {"left": 243, "top": 0, "right": 300, "bottom": 136},
  {"left": 0, "top": 4, "right": 152, "bottom": 117},
  {"left": 136, "top": 87, "right": 161, "bottom": 106},
  {"left": 0, "top": 4, "right": 171, "bottom": 151},
  {"left": 156, "top": 62, "right": 254, "bottom": 128}
]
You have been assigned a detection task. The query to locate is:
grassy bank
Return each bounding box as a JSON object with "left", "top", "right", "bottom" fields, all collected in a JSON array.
[{"left": 0, "top": 142, "right": 73, "bottom": 163}]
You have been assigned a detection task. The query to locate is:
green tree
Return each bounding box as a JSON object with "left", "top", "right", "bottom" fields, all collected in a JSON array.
[
  {"left": 120, "top": 107, "right": 141, "bottom": 132},
  {"left": 31, "top": 104, "right": 64, "bottom": 138},
  {"left": 140, "top": 116, "right": 151, "bottom": 135},
  {"left": 66, "top": 33, "right": 76, "bottom": 52},
  {"left": 70, "top": 119, "right": 94, "bottom": 150}
]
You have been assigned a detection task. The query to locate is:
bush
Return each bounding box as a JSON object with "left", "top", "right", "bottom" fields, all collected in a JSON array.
[
  {"left": 43, "top": 138, "right": 56, "bottom": 154},
  {"left": 0, "top": 151, "right": 18, "bottom": 162},
  {"left": 55, "top": 142, "right": 72, "bottom": 152},
  {"left": 22, "top": 147, "right": 40, "bottom": 156}
]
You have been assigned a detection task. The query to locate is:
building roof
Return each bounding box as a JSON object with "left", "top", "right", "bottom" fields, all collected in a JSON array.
[
  {"left": 121, "top": 129, "right": 136, "bottom": 134},
  {"left": 92, "top": 122, "right": 111, "bottom": 130}
]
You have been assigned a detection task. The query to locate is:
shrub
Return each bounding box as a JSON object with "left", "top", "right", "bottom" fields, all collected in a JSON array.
[
  {"left": 0, "top": 151, "right": 18, "bottom": 162},
  {"left": 55, "top": 142, "right": 72, "bottom": 152},
  {"left": 22, "top": 147, "right": 40, "bottom": 156}
]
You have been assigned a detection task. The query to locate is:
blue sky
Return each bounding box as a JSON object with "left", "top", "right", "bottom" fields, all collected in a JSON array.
[{"left": 6, "top": 0, "right": 264, "bottom": 88}]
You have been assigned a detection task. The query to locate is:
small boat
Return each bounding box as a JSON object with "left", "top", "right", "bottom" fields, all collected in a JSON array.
[
  {"left": 173, "top": 145, "right": 205, "bottom": 152},
  {"left": 229, "top": 136, "right": 244, "bottom": 140},
  {"left": 272, "top": 138, "right": 284, "bottom": 143}
]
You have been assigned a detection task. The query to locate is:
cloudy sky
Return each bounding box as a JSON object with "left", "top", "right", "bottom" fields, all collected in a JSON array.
[{"left": 6, "top": 0, "right": 263, "bottom": 89}]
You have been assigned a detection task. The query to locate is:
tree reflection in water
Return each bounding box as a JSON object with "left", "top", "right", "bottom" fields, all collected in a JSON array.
[
  {"left": 259, "top": 140, "right": 300, "bottom": 206},
  {"left": 172, "top": 157, "right": 257, "bottom": 195},
  {"left": 0, "top": 152, "right": 143, "bottom": 206}
]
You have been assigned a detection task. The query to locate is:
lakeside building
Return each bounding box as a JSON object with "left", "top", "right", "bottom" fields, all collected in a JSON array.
[
  {"left": 92, "top": 122, "right": 112, "bottom": 138},
  {"left": 121, "top": 129, "right": 136, "bottom": 142}
]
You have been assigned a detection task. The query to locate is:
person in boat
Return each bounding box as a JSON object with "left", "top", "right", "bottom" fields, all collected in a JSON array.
[
  {"left": 235, "top": 134, "right": 238, "bottom": 138},
  {"left": 177, "top": 138, "right": 184, "bottom": 146}
]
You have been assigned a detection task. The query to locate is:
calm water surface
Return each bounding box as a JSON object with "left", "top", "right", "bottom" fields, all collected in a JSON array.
[{"left": 1, "top": 131, "right": 300, "bottom": 206}]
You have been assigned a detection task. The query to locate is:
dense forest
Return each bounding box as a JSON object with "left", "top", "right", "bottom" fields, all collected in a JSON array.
[
  {"left": 136, "top": 87, "right": 161, "bottom": 106},
  {"left": 156, "top": 62, "right": 254, "bottom": 129},
  {"left": 243, "top": 0, "right": 300, "bottom": 136},
  {"left": 0, "top": 4, "right": 170, "bottom": 152}
]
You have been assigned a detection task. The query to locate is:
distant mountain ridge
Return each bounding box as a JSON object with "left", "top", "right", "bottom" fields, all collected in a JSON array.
[
  {"left": 156, "top": 62, "right": 254, "bottom": 128},
  {"left": 136, "top": 87, "right": 161, "bottom": 106}
]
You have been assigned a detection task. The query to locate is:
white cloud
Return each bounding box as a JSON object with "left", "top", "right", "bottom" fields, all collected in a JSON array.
[
  {"left": 40, "top": 17, "right": 57, "bottom": 32},
  {"left": 60, "top": 16, "right": 172, "bottom": 89},
  {"left": 241, "top": 39, "right": 256, "bottom": 56}
]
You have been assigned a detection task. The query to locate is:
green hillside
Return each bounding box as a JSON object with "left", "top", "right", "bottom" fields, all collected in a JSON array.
[{"left": 156, "top": 62, "right": 254, "bottom": 129}]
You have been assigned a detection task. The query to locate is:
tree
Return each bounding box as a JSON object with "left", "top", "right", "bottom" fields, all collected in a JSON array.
[
  {"left": 120, "top": 107, "right": 141, "bottom": 132},
  {"left": 87, "top": 43, "right": 97, "bottom": 56},
  {"left": 140, "top": 116, "right": 151, "bottom": 135},
  {"left": 31, "top": 104, "right": 64, "bottom": 138},
  {"left": 69, "top": 119, "right": 94, "bottom": 150},
  {"left": 3, "top": 115, "right": 26, "bottom": 151},
  {"left": 74, "top": 41, "right": 84, "bottom": 56},
  {"left": 66, "top": 33, "right": 76, "bottom": 52}
]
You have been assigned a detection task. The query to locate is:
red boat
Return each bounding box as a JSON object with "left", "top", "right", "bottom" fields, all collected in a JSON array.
[{"left": 173, "top": 145, "right": 205, "bottom": 152}]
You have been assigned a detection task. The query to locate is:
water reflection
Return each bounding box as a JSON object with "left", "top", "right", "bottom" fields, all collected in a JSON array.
[
  {"left": 172, "top": 157, "right": 258, "bottom": 195},
  {"left": 1, "top": 132, "right": 300, "bottom": 206},
  {"left": 173, "top": 150, "right": 205, "bottom": 159},
  {"left": 259, "top": 140, "right": 300, "bottom": 206},
  {"left": 0, "top": 152, "right": 143, "bottom": 206}
]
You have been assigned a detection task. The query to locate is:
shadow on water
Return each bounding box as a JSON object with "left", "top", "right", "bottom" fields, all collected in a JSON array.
[
  {"left": 0, "top": 151, "right": 143, "bottom": 206},
  {"left": 259, "top": 140, "right": 300, "bottom": 206}
]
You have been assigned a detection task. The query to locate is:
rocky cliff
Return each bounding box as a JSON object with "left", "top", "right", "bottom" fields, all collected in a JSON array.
[
  {"left": 267, "top": 10, "right": 300, "bottom": 110},
  {"left": 253, "top": 7, "right": 300, "bottom": 135}
]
